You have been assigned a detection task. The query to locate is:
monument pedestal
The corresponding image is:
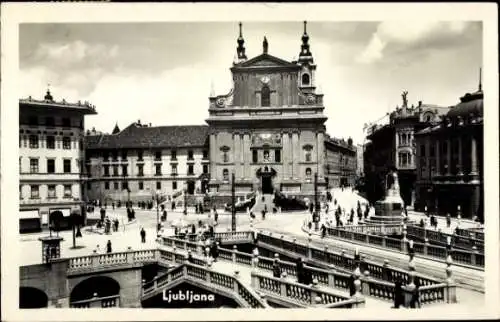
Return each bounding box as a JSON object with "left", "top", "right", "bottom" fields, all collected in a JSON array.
[{"left": 365, "top": 171, "right": 404, "bottom": 225}]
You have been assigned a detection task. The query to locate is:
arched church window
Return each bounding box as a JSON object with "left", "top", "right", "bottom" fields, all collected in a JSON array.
[
  {"left": 302, "top": 73, "right": 310, "bottom": 86},
  {"left": 261, "top": 85, "right": 270, "bottom": 107},
  {"left": 223, "top": 169, "right": 229, "bottom": 182},
  {"left": 303, "top": 144, "right": 313, "bottom": 162}
]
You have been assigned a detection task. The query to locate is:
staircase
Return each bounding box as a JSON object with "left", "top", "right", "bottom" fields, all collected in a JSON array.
[{"left": 251, "top": 193, "right": 275, "bottom": 214}]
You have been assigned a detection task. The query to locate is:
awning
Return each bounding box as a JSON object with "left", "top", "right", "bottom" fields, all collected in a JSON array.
[
  {"left": 50, "top": 208, "right": 71, "bottom": 217},
  {"left": 20, "top": 210, "right": 39, "bottom": 219}
]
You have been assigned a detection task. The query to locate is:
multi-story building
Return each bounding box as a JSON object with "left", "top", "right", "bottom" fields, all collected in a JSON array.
[
  {"left": 19, "top": 90, "right": 97, "bottom": 232},
  {"left": 206, "top": 22, "right": 329, "bottom": 201},
  {"left": 415, "top": 81, "right": 483, "bottom": 220},
  {"left": 356, "top": 144, "right": 364, "bottom": 177},
  {"left": 84, "top": 122, "right": 210, "bottom": 205},
  {"left": 324, "top": 136, "right": 357, "bottom": 188},
  {"left": 363, "top": 92, "right": 448, "bottom": 205}
]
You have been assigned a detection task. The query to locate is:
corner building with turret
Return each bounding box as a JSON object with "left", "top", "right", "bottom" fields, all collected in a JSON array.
[{"left": 207, "top": 22, "right": 333, "bottom": 199}]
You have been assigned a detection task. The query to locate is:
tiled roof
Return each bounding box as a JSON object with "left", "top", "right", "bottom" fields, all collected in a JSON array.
[{"left": 85, "top": 123, "right": 209, "bottom": 150}]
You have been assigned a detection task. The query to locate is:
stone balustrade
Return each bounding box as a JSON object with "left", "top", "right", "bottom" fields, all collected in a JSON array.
[
  {"left": 406, "top": 225, "right": 484, "bottom": 252},
  {"left": 257, "top": 231, "right": 443, "bottom": 286},
  {"left": 66, "top": 249, "right": 158, "bottom": 273},
  {"left": 250, "top": 271, "right": 364, "bottom": 308},
  {"left": 69, "top": 294, "right": 120, "bottom": 308},
  {"left": 320, "top": 225, "right": 484, "bottom": 268},
  {"left": 142, "top": 262, "right": 268, "bottom": 308}
]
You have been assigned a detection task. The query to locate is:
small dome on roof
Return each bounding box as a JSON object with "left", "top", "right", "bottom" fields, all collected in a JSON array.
[{"left": 447, "top": 90, "right": 483, "bottom": 119}]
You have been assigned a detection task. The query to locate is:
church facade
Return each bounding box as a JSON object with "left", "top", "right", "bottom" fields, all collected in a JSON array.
[{"left": 206, "top": 22, "right": 329, "bottom": 198}]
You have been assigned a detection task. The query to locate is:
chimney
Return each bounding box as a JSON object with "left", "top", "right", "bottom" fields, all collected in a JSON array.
[
  {"left": 418, "top": 101, "right": 422, "bottom": 107},
  {"left": 149, "top": 123, "right": 152, "bottom": 127},
  {"left": 137, "top": 119, "right": 141, "bottom": 126}
]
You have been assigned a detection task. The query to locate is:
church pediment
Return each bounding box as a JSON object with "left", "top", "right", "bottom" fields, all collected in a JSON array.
[{"left": 236, "top": 54, "right": 298, "bottom": 69}]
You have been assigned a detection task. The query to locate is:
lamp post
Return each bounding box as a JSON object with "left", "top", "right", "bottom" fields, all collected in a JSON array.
[
  {"left": 314, "top": 172, "right": 319, "bottom": 230},
  {"left": 231, "top": 172, "right": 236, "bottom": 232},
  {"left": 183, "top": 184, "right": 188, "bottom": 215},
  {"left": 156, "top": 190, "right": 160, "bottom": 235}
]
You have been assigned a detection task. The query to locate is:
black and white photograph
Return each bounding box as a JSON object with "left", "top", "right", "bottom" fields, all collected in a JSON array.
[{"left": 1, "top": 2, "right": 498, "bottom": 321}]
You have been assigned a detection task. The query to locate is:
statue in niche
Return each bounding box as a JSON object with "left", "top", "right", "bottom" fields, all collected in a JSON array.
[{"left": 263, "top": 151, "right": 270, "bottom": 162}]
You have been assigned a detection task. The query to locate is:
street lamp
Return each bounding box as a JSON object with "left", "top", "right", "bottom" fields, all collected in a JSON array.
[
  {"left": 156, "top": 190, "right": 161, "bottom": 234},
  {"left": 231, "top": 172, "right": 236, "bottom": 232},
  {"left": 314, "top": 172, "right": 319, "bottom": 230}
]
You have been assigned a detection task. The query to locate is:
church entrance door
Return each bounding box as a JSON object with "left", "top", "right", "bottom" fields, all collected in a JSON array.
[{"left": 261, "top": 175, "right": 273, "bottom": 194}]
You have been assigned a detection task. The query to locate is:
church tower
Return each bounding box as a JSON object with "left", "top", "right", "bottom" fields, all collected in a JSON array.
[
  {"left": 295, "top": 21, "right": 317, "bottom": 94},
  {"left": 207, "top": 22, "right": 327, "bottom": 198}
]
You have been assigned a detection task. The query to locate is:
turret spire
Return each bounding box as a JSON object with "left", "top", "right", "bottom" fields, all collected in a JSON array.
[
  {"left": 236, "top": 22, "right": 247, "bottom": 63},
  {"left": 112, "top": 122, "right": 120, "bottom": 135},
  {"left": 44, "top": 83, "right": 53, "bottom": 101},
  {"left": 298, "top": 20, "right": 313, "bottom": 64},
  {"left": 263, "top": 36, "right": 268, "bottom": 54}
]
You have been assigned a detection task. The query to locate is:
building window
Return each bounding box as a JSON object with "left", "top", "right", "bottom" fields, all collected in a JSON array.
[
  {"left": 86, "top": 181, "right": 91, "bottom": 190},
  {"left": 63, "top": 185, "right": 72, "bottom": 198},
  {"left": 122, "top": 181, "right": 128, "bottom": 190},
  {"left": 305, "top": 167, "right": 312, "bottom": 180},
  {"left": 252, "top": 150, "right": 258, "bottom": 163},
  {"left": 302, "top": 73, "right": 310, "bottom": 86},
  {"left": 48, "top": 185, "right": 56, "bottom": 199},
  {"left": 46, "top": 136, "right": 55, "bottom": 149},
  {"left": 62, "top": 117, "right": 71, "bottom": 128},
  {"left": 156, "top": 164, "right": 162, "bottom": 176},
  {"left": 63, "top": 159, "right": 71, "bottom": 173},
  {"left": 171, "top": 150, "right": 177, "bottom": 161},
  {"left": 30, "top": 185, "right": 39, "bottom": 199},
  {"left": 137, "top": 150, "right": 143, "bottom": 161},
  {"left": 156, "top": 181, "right": 161, "bottom": 190},
  {"left": 114, "top": 182, "right": 119, "bottom": 190},
  {"left": 104, "top": 182, "right": 110, "bottom": 190},
  {"left": 203, "top": 150, "right": 209, "bottom": 159},
  {"left": 122, "top": 165, "right": 128, "bottom": 176},
  {"left": 138, "top": 181, "right": 144, "bottom": 190},
  {"left": 62, "top": 137, "right": 71, "bottom": 150},
  {"left": 188, "top": 165, "right": 194, "bottom": 175},
  {"left": 137, "top": 164, "right": 144, "bottom": 177},
  {"left": 29, "top": 135, "right": 39, "bottom": 149},
  {"left": 122, "top": 150, "right": 128, "bottom": 160},
  {"left": 155, "top": 151, "right": 162, "bottom": 161},
  {"left": 103, "top": 165, "right": 110, "bottom": 176},
  {"left": 261, "top": 85, "right": 270, "bottom": 107},
  {"left": 275, "top": 149, "right": 281, "bottom": 163},
  {"left": 223, "top": 169, "right": 229, "bottom": 181},
  {"left": 203, "top": 164, "right": 208, "bottom": 174},
  {"left": 305, "top": 151, "right": 312, "bottom": 162},
  {"left": 171, "top": 164, "right": 177, "bottom": 175},
  {"left": 188, "top": 150, "right": 194, "bottom": 160},
  {"left": 30, "top": 158, "right": 39, "bottom": 173},
  {"left": 47, "top": 159, "right": 55, "bottom": 173},
  {"left": 113, "top": 165, "right": 119, "bottom": 176},
  {"left": 103, "top": 152, "right": 109, "bottom": 162},
  {"left": 172, "top": 181, "right": 177, "bottom": 190}
]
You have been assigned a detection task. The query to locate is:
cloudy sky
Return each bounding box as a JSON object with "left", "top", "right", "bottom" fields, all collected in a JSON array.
[{"left": 19, "top": 21, "right": 482, "bottom": 144}]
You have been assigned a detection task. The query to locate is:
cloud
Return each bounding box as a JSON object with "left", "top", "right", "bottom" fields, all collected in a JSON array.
[{"left": 356, "top": 21, "right": 476, "bottom": 64}]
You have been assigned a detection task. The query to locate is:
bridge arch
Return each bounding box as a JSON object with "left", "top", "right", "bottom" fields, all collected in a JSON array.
[
  {"left": 19, "top": 287, "right": 48, "bottom": 308},
  {"left": 70, "top": 275, "right": 120, "bottom": 303}
]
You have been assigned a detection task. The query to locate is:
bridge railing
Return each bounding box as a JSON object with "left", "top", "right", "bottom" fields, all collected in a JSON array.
[
  {"left": 168, "top": 231, "right": 253, "bottom": 243},
  {"left": 250, "top": 271, "right": 365, "bottom": 308},
  {"left": 321, "top": 225, "right": 484, "bottom": 268},
  {"left": 69, "top": 294, "right": 120, "bottom": 308},
  {"left": 334, "top": 224, "right": 402, "bottom": 236},
  {"left": 455, "top": 227, "right": 484, "bottom": 241},
  {"left": 406, "top": 225, "right": 484, "bottom": 253},
  {"left": 142, "top": 261, "right": 268, "bottom": 308},
  {"left": 66, "top": 249, "right": 158, "bottom": 273},
  {"left": 256, "top": 231, "right": 443, "bottom": 286}
]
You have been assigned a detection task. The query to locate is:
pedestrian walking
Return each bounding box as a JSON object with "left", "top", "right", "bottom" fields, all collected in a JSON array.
[
  {"left": 106, "top": 240, "right": 112, "bottom": 253},
  {"left": 394, "top": 277, "right": 404, "bottom": 308},
  {"left": 295, "top": 257, "right": 304, "bottom": 284},
  {"left": 321, "top": 224, "right": 326, "bottom": 238},
  {"left": 211, "top": 241, "right": 219, "bottom": 262},
  {"left": 272, "top": 258, "right": 281, "bottom": 278},
  {"left": 214, "top": 211, "right": 219, "bottom": 223},
  {"left": 410, "top": 277, "right": 421, "bottom": 308},
  {"left": 140, "top": 227, "right": 146, "bottom": 243}
]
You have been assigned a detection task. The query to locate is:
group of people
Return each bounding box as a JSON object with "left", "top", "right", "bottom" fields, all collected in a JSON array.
[{"left": 93, "top": 240, "right": 113, "bottom": 254}]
